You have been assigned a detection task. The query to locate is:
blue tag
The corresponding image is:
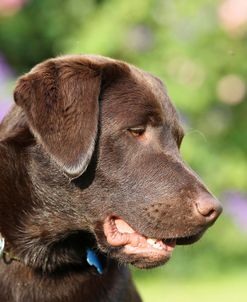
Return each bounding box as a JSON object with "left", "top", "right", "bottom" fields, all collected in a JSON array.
[
  {"left": 86, "top": 248, "right": 103, "bottom": 274},
  {"left": 0, "top": 234, "right": 5, "bottom": 259}
]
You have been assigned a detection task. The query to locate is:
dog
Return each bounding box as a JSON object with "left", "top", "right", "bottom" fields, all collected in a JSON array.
[{"left": 0, "top": 55, "right": 222, "bottom": 302}]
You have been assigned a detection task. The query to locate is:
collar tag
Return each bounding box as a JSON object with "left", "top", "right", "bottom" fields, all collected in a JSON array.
[
  {"left": 86, "top": 248, "right": 103, "bottom": 274},
  {"left": 0, "top": 233, "right": 5, "bottom": 259}
]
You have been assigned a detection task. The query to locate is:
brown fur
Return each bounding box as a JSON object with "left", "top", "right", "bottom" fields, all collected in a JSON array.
[{"left": 0, "top": 55, "right": 222, "bottom": 302}]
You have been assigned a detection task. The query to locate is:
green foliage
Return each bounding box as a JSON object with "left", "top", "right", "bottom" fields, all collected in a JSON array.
[
  {"left": 134, "top": 270, "right": 247, "bottom": 302},
  {"left": 0, "top": 0, "right": 96, "bottom": 72}
]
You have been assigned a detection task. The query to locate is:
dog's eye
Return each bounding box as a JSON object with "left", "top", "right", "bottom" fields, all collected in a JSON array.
[{"left": 128, "top": 126, "right": 146, "bottom": 138}]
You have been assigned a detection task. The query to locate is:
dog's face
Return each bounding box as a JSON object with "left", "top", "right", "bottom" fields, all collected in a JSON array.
[{"left": 13, "top": 55, "right": 222, "bottom": 270}]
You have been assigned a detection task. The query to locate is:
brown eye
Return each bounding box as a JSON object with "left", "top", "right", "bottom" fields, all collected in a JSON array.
[{"left": 128, "top": 126, "right": 146, "bottom": 137}]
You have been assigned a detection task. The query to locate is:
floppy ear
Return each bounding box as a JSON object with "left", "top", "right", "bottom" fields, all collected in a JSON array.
[{"left": 14, "top": 58, "right": 102, "bottom": 178}]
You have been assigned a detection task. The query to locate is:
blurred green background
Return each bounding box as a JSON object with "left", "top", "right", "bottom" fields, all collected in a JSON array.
[{"left": 0, "top": 0, "right": 246, "bottom": 301}]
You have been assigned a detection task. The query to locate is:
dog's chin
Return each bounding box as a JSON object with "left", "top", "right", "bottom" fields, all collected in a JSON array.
[
  {"left": 118, "top": 249, "right": 173, "bottom": 269},
  {"left": 130, "top": 256, "right": 171, "bottom": 269}
]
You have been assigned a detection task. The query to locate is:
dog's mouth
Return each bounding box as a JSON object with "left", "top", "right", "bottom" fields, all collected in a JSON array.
[
  {"left": 104, "top": 216, "right": 176, "bottom": 255},
  {"left": 102, "top": 216, "right": 204, "bottom": 268}
]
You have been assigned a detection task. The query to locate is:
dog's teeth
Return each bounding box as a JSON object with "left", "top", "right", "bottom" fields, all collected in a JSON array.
[
  {"left": 147, "top": 238, "right": 163, "bottom": 250},
  {"left": 153, "top": 242, "right": 163, "bottom": 250},
  {"left": 147, "top": 238, "right": 157, "bottom": 245}
]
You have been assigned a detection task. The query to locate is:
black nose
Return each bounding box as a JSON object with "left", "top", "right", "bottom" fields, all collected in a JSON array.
[{"left": 195, "top": 193, "right": 223, "bottom": 224}]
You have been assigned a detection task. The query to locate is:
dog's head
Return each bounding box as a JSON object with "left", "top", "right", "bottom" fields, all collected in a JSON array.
[{"left": 13, "top": 55, "right": 222, "bottom": 270}]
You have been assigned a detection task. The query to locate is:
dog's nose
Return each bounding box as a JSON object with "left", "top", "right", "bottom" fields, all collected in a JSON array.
[{"left": 195, "top": 193, "right": 222, "bottom": 224}]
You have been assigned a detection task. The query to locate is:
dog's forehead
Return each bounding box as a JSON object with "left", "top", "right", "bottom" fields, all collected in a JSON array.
[
  {"left": 102, "top": 62, "right": 180, "bottom": 129},
  {"left": 130, "top": 65, "right": 175, "bottom": 114}
]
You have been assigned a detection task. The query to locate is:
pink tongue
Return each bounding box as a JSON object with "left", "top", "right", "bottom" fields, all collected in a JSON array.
[
  {"left": 103, "top": 217, "right": 145, "bottom": 247},
  {"left": 115, "top": 219, "right": 135, "bottom": 234}
]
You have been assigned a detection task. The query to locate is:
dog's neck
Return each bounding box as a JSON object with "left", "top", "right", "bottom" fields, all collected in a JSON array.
[{"left": 0, "top": 231, "right": 105, "bottom": 276}]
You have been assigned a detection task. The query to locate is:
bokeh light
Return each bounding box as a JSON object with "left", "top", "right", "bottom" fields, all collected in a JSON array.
[
  {"left": 218, "top": 0, "right": 247, "bottom": 35},
  {"left": 217, "top": 74, "right": 246, "bottom": 105}
]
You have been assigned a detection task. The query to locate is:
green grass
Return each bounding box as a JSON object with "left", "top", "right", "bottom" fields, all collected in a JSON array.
[{"left": 133, "top": 270, "right": 247, "bottom": 302}]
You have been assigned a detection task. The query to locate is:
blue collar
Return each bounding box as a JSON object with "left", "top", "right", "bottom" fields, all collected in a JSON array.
[{"left": 86, "top": 248, "right": 103, "bottom": 274}]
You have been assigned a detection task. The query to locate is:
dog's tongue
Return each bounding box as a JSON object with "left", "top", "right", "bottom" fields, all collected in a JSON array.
[
  {"left": 115, "top": 218, "right": 136, "bottom": 234},
  {"left": 103, "top": 217, "right": 176, "bottom": 257},
  {"left": 103, "top": 217, "right": 141, "bottom": 247}
]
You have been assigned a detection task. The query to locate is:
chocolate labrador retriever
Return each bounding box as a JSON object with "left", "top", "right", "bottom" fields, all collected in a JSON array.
[{"left": 0, "top": 55, "right": 222, "bottom": 302}]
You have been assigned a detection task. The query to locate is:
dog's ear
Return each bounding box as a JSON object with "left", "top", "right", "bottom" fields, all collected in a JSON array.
[{"left": 14, "top": 58, "right": 102, "bottom": 178}]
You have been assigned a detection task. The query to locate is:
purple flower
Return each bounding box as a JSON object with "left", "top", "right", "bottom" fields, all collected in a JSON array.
[
  {"left": 223, "top": 190, "right": 247, "bottom": 231},
  {"left": 0, "top": 54, "right": 13, "bottom": 83},
  {"left": 0, "top": 54, "right": 14, "bottom": 121},
  {"left": 0, "top": 101, "right": 12, "bottom": 121}
]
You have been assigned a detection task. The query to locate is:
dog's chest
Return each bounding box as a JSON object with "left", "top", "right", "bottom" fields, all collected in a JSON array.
[{"left": 0, "top": 262, "right": 141, "bottom": 302}]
